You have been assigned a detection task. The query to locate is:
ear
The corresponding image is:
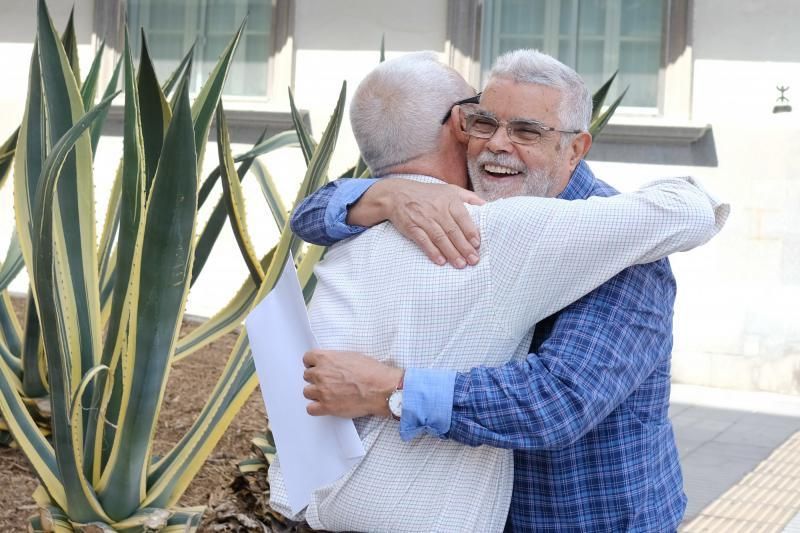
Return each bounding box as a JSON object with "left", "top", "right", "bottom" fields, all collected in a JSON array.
[
  {"left": 567, "top": 131, "right": 592, "bottom": 170},
  {"left": 448, "top": 104, "right": 471, "bottom": 146}
]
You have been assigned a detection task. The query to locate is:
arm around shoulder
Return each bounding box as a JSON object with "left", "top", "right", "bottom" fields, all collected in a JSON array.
[{"left": 483, "top": 176, "right": 728, "bottom": 339}]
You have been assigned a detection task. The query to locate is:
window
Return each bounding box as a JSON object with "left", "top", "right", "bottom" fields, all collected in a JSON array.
[
  {"left": 127, "top": 0, "right": 273, "bottom": 97},
  {"left": 481, "top": 0, "right": 665, "bottom": 108}
]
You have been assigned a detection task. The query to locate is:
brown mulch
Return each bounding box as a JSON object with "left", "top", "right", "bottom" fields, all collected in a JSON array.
[{"left": 0, "top": 296, "right": 270, "bottom": 531}]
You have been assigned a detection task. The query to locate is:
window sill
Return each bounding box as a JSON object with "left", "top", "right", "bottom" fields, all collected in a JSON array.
[
  {"left": 589, "top": 117, "right": 717, "bottom": 167},
  {"left": 598, "top": 117, "right": 710, "bottom": 145},
  {"left": 102, "top": 103, "right": 309, "bottom": 144}
]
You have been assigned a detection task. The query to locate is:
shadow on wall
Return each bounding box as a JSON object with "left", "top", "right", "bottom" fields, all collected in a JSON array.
[{"left": 588, "top": 128, "right": 718, "bottom": 167}]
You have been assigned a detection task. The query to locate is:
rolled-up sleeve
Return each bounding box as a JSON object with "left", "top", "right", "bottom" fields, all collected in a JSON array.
[{"left": 290, "top": 178, "right": 379, "bottom": 245}]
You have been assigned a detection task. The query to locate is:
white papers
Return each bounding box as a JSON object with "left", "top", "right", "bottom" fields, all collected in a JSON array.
[{"left": 245, "top": 253, "right": 365, "bottom": 515}]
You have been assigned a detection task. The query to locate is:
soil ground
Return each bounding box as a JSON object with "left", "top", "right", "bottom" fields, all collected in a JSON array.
[{"left": 0, "top": 297, "right": 268, "bottom": 531}]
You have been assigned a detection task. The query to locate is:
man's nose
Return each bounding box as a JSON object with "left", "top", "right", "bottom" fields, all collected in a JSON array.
[{"left": 485, "top": 124, "right": 514, "bottom": 153}]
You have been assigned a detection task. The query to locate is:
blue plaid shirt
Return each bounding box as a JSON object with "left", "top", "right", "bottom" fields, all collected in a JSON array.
[{"left": 290, "top": 162, "right": 686, "bottom": 532}]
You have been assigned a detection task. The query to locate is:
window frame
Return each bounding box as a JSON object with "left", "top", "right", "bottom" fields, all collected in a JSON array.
[
  {"left": 93, "top": 0, "right": 295, "bottom": 107},
  {"left": 446, "top": 0, "right": 693, "bottom": 120}
]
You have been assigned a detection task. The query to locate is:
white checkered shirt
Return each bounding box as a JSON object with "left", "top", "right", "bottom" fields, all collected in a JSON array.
[{"left": 269, "top": 174, "right": 728, "bottom": 532}]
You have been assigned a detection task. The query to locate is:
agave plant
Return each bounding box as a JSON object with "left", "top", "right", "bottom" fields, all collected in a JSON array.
[
  {"left": 0, "top": 0, "right": 339, "bottom": 530},
  {"left": 0, "top": 10, "right": 123, "bottom": 447},
  {"left": 589, "top": 71, "right": 628, "bottom": 137}
]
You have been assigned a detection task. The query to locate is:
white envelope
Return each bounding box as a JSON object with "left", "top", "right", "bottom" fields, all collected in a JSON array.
[{"left": 245, "top": 252, "right": 365, "bottom": 515}]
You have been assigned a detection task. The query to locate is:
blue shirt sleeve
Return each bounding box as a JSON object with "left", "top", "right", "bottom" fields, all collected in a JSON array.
[
  {"left": 400, "top": 260, "right": 676, "bottom": 451},
  {"left": 290, "top": 178, "right": 378, "bottom": 245},
  {"left": 399, "top": 368, "right": 457, "bottom": 441}
]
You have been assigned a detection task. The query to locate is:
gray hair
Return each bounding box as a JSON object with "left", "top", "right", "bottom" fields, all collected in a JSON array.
[
  {"left": 350, "top": 52, "right": 474, "bottom": 174},
  {"left": 489, "top": 49, "right": 591, "bottom": 132}
]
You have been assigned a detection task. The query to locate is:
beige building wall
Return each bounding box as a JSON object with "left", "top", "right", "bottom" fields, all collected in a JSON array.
[
  {"left": 0, "top": 0, "right": 798, "bottom": 393},
  {"left": 592, "top": 0, "right": 800, "bottom": 394}
]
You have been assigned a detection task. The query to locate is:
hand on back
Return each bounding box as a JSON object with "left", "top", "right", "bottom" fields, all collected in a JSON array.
[{"left": 363, "top": 179, "right": 486, "bottom": 268}]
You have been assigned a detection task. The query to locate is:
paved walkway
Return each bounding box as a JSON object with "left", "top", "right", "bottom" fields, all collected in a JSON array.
[{"left": 670, "top": 384, "right": 800, "bottom": 532}]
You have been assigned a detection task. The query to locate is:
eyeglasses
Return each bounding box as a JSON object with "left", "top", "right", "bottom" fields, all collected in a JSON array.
[
  {"left": 463, "top": 112, "right": 582, "bottom": 145},
  {"left": 440, "top": 93, "right": 482, "bottom": 124}
]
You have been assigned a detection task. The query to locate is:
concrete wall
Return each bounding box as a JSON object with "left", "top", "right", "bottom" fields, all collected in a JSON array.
[
  {"left": 292, "top": 0, "right": 448, "bottom": 174},
  {"left": 0, "top": 0, "right": 798, "bottom": 393},
  {"left": 591, "top": 0, "right": 800, "bottom": 394}
]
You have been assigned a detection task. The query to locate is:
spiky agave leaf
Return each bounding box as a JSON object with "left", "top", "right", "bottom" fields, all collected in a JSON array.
[
  {"left": 16, "top": 0, "right": 116, "bottom": 521},
  {"left": 192, "top": 130, "right": 297, "bottom": 287},
  {"left": 84, "top": 28, "right": 147, "bottom": 486},
  {"left": 143, "top": 86, "right": 347, "bottom": 509},
  {"left": 217, "top": 102, "right": 265, "bottom": 285},
  {"left": 0, "top": 287, "right": 22, "bottom": 358},
  {"left": 591, "top": 70, "right": 618, "bottom": 122},
  {"left": 251, "top": 158, "right": 289, "bottom": 229},
  {"left": 96, "top": 71, "right": 197, "bottom": 521},
  {"left": 0, "top": 128, "right": 19, "bottom": 190},
  {"left": 590, "top": 86, "right": 629, "bottom": 138},
  {"left": 90, "top": 54, "right": 123, "bottom": 155},
  {"left": 174, "top": 248, "right": 275, "bottom": 362}
]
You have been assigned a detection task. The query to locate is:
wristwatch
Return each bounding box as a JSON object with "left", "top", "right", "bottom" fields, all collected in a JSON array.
[{"left": 387, "top": 372, "right": 404, "bottom": 421}]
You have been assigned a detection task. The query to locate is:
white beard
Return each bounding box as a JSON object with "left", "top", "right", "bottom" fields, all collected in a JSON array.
[{"left": 468, "top": 150, "right": 561, "bottom": 200}]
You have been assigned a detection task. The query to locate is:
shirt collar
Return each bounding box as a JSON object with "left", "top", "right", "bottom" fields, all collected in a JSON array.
[
  {"left": 557, "top": 160, "right": 596, "bottom": 201},
  {"left": 383, "top": 173, "right": 446, "bottom": 185}
]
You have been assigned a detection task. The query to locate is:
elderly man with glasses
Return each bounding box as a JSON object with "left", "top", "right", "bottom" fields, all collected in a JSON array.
[{"left": 277, "top": 50, "right": 727, "bottom": 532}]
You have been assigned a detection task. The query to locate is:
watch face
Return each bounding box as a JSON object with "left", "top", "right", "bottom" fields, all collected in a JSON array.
[{"left": 389, "top": 390, "right": 403, "bottom": 417}]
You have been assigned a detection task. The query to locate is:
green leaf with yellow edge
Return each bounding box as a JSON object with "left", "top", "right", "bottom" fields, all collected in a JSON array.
[
  {"left": 17, "top": 16, "right": 119, "bottom": 522},
  {"left": 217, "top": 102, "right": 265, "bottom": 285},
  {"left": 591, "top": 70, "right": 618, "bottom": 122},
  {"left": 590, "top": 86, "right": 628, "bottom": 138},
  {"left": 288, "top": 88, "right": 317, "bottom": 165},
  {"left": 162, "top": 41, "right": 196, "bottom": 98},
  {"left": 27, "top": 0, "right": 118, "bottom": 519},
  {"left": 97, "top": 72, "right": 196, "bottom": 521},
  {"left": 108, "top": 507, "right": 172, "bottom": 531},
  {"left": 163, "top": 509, "right": 204, "bottom": 532},
  {"left": 138, "top": 31, "right": 173, "bottom": 198},
  {"left": 190, "top": 17, "right": 245, "bottom": 164},
  {"left": 0, "top": 127, "right": 19, "bottom": 190},
  {"left": 29, "top": 485, "right": 72, "bottom": 532},
  {"left": 197, "top": 129, "right": 298, "bottom": 208},
  {"left": 255, "top": 82, "right": 346, "bottom": 307},
  {"left": 30, "top": 85, "right": 117, "bottom": 517},
  {"left": 0, "top": 290, "right": 22, "bottom": 356},
  {"left": 192, "top": 130, "right": 296, "bottom": 287},
  {"left": 175, "top": 247, "right": 274, "bottom": 362},
  {"left": 96, "top": 163, "right": 122, "bottom": 297},
  {"left": 0, "top": 335, "right": 22, "bottom": 378},
  {"left": 60, "top": 7, "right": 80, "bottom": 86},
  {"left": 296, "top": 244, "right": 326, "bottom": 289},
  {"left": 0, "top": 230, "right": 24, "bottom": 293},
  {"left": 238, "top": 458, "right": 268, "bottom": 473},
  {"left": 12, "top": 40, "right": 43, "bottom": 283},
  {"left": 35, "top": 0, "right": 104, "bottom": 402},
  {"left": 90, "top": 55, "right": 123, "bottom": 156},
  {"left": 85, "top": 31, "right": 148, "bottom": 484},
  {"left": 80, "top": 41, "right": 105, "bottom": 111},
  {"left": 21, "top": 290, "right": 47, "bottom": 399},
  {"left": 144, "top": 332, "right": 257, "bottom": 507},
  {"left": 251, "top": 158, "right": 288, "bottom": 229}
]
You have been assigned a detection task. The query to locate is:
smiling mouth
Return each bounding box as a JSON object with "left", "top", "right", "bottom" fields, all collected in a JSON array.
[{"left": 483, "top": 163, "right": 521, "bottom": 178}]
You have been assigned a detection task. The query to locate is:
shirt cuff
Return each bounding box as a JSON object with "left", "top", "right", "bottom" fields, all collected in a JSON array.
[
  {"left": 324, "top": 178, "right": 379, "bottom": 241},
  {"left": 399, "top": 368, "right": 457, "bottom": 442}
]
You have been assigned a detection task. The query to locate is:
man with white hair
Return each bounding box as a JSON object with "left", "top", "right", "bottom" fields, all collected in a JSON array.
[{"left": 281, "top": 51, "right": 727, "bottom": 531}]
